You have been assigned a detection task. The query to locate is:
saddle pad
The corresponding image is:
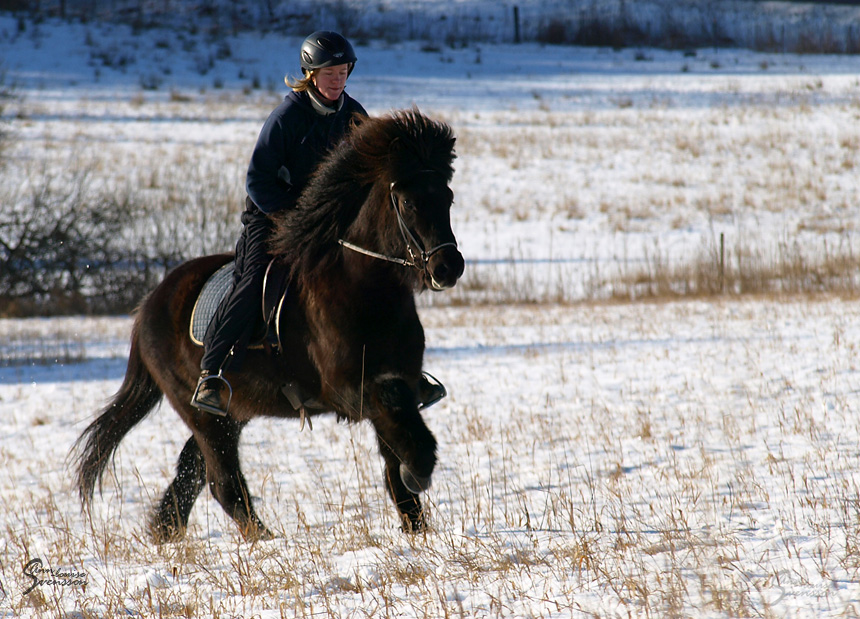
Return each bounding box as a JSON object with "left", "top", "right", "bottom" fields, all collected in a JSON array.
[{"left": 189, "top": 263, "right": 234, "bottom": 346}]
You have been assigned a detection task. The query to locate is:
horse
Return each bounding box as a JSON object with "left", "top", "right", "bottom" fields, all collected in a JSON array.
[{"left": 73, "top": 109, "right": 464, "bottom": 540}]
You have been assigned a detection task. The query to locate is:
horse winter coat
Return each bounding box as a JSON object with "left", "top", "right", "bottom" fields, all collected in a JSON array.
[{"left": 73, "top": 109, "right": 464, "bottom": 539}]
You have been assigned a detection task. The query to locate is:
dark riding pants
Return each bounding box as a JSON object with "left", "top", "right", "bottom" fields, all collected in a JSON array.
[{"left": 201, "top": 200, "right": 273, "bottom": 374}]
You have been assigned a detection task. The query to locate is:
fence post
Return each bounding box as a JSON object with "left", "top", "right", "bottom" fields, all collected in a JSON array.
[{"left": 513, "top": 5, "right": 521, "bottom": 43}]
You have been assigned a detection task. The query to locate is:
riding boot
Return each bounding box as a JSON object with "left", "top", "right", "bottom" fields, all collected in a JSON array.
[
  {"left": 418, "top": 372, "right": 447, "bottom": 410},
  {"left": 191, "top": 371, "right": 230, "bottom": 416}
]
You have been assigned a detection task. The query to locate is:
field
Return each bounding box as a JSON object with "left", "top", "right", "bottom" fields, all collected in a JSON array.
[{"left": 2, "top": 13, "right": 860, "bottom": 618}]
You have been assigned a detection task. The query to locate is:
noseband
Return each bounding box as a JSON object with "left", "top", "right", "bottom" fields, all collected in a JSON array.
[{"left": 338, "top": 175, "right": 457, "bottom": 288}]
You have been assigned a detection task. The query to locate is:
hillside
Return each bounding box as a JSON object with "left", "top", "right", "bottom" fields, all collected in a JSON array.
[{"left": 10, "top": 0, "right": 860, "bottom": 52}]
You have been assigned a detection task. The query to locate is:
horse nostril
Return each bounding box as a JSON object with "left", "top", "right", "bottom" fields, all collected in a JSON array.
[
  {"left": 447, "top": 252, "right": 465, "bottom": 281},
  {"left": 455, "top": 255, "right": 466, "bottom": 279},
  {"left": 428, "top": 248, "right": 464, "bottom": 289}
]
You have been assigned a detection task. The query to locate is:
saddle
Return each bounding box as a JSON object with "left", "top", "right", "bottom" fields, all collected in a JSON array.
[
  {"left": 189, "top": 259, "right": 322, "bottom": 419},
  {"left": 189, "top": 259, "right": 290, "bottom": 350}
]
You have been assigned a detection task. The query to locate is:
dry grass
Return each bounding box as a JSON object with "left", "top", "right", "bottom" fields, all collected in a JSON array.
[
  {"left": 594, "top": 232, "right": 860, "bottom": 302},
  {"left": 3, "top": 60, "right": 860, "bottom": 616},
  {"left": 3, "top": 299, "right": 860, "bottom": 616},
  {"left": 437, "top": 100, "right": 860, "bottom": 306},
  {"left": 6, "top": 83, "right": 860, "bottom": 310}
]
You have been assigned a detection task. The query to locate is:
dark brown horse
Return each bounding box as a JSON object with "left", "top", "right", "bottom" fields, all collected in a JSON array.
[{"left": 73, "top": 109, "right": 464, "bottom": 540}]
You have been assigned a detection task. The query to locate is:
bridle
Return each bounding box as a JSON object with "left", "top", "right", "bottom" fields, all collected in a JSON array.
[{"left": 338, "top": 176, "right": 458, "bottom": 289}]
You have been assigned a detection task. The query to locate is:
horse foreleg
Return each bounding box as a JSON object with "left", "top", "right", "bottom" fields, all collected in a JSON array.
[
  {"left": 150, "top": 437, "right": 207, "bottom": 543},
  {"left": 378, "top": 439, "right": 426, "bottom": 532},
  {"left": 195, "top": 416, "right": 273, "bottom": 541},
  {"left": 370, "top": 374, "right": 438, "bottom": 532}
]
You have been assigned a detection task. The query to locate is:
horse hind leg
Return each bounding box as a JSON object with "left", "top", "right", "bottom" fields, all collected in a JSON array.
[
  {"left": 194, "top": 416, "right": 274, "bottom": 541},
  {"left": 150, "top": 437, "right": 207, "bottom": 543}
]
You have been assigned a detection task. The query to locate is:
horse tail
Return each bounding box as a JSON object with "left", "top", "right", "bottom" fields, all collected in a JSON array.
[{"left": 73, "top": 318, "right": 164, "bottom": 508}]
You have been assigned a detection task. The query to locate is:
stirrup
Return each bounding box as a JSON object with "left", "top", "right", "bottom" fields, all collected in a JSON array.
[
  {"left": 418, "top": 371, "right": 447, "bottom": 410},
  {"left": 191, "top": 372, "right": 233, "bottom": 416}
]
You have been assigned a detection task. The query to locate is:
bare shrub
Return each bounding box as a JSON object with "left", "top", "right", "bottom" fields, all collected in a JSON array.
[
  {"left": 571, "top": 17, "right": 628, "bottom": 48},
  {"left": 794, "top": 29, "right": 843, "bottom": 55},
  {"left": 538, "top": 18, "right": 569, "bottom": 45},
  {"left": 0, "top": 171, "right": 147, "bottom": 315},
  {"left": 0, "top": 0, "right": 28, "bottom": 10},
  {"left": 0, "top": 62, "right": 17, "bottom": 165}
]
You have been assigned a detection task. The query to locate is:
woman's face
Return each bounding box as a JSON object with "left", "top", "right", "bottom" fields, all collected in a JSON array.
[{"left": 313, "top": 65, "right": 350, "bottom": 103}]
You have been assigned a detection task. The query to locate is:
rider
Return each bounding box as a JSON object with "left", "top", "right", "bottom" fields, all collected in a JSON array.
[{"left": 192, "top": 31, "right": 446, "bottom": 415}]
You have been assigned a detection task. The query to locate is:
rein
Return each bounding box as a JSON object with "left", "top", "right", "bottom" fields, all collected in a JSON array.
[
  {"left": 337, "top": 238, "right": 414, "bottom": 268},
  {"left": 338, "top": 179, "right": 457, "bottom": 287}
]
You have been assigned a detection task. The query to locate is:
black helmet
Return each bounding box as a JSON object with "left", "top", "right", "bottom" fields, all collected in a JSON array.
[{"left": 300, "top": 31, "right": 357, "bottom": 75}]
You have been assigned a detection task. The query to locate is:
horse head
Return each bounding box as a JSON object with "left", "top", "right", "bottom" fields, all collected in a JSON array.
[
  {"left": 330, "top": 109, "right": 465, "bottom": 292},
  {"left": 388, "top": 169, "right": 464, "bottom": 291},
  {"left": 273, "top": 108, "right": 464, "bottom": 295}
]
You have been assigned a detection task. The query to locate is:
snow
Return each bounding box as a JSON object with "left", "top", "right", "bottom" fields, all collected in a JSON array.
[{"left": 2, "top": 9, "right": 860, "bottom": 618}]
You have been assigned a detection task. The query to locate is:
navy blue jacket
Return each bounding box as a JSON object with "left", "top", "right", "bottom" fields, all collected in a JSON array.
[{"left": 245, "top": 90, "right": 367, "bottom": 214}]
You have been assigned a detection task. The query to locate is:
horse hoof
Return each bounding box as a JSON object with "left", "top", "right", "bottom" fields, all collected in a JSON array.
[
  {"left": 400, "top": 463, "right": 432, "bottom": 494},
  {"left": 242, "top": 523, "right": 276, "bottom": 542},
  {"left": 400, "top": 514, "right": 427, "bottom": 534},
  {"left": 149, "top": 519, "right": 186, "bottom": 544}
]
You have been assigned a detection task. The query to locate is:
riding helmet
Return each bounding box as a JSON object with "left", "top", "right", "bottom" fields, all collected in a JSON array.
[{"left": 300, "top": 31, "right": 357, "bottom": 75}]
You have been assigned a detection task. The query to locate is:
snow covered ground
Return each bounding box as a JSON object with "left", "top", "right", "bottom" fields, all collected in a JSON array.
[
  {"left": 5, "top": 14, "right": 860, "bottom": 300},
  {"left": 3, "top": 300, "right": 860, "bottom": 617},
  {"left": 2, "top": 12, "right": 860, "bottom": 618}
]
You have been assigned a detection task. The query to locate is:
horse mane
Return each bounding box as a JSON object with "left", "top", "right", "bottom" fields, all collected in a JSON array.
[{"left": 269, "top": 108, "right": 456, "bottom": 283}]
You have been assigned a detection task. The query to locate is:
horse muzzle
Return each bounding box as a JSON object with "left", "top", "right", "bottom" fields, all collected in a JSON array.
[{"left": 426, "top": 244, "right": 464, "bottom": 291}]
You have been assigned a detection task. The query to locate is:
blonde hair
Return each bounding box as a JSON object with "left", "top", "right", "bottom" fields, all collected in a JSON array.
[
  {"left": 285, "top": 70, "right": 316, "bottom": 92},
  {"left": 285, "top": 63, "right": 354, "bottom": 92}
]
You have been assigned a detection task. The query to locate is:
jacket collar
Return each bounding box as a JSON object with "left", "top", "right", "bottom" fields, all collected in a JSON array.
[{"left": 307, "top": 88, "right": 344, "bottom": 116}]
